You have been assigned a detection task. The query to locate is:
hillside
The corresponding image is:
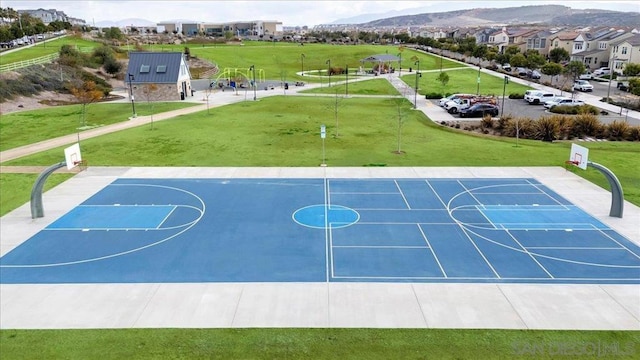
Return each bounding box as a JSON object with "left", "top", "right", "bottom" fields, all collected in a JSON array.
[{"left": 358, "top": 5, "right": 640, "bottom": 27}]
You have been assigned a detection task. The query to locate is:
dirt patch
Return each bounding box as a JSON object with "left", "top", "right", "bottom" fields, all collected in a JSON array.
[{"left": 0, "top": 91, "right": 79, "bottom": 114}]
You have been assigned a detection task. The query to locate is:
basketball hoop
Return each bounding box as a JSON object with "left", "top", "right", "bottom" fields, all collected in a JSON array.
[
  {"left": 564, "top": 160, "right": 579, "bottom": 171},
  {"left": 73, "top": 159, "right": 88, "bottom": 172}
]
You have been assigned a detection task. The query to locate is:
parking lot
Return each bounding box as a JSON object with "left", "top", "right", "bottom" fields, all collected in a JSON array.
[{"left": 428, "top": 96, "right": 639, "bottom": 126}]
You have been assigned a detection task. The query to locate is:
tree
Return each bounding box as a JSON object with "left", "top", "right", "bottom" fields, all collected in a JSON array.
[
  {"left": 70, "top": 81, "right": 103, "bottom": 128},
  {"left": 541, "top": 62, "right": 564, "bottom": 85},
  {"left": 103, "top": 57, "right": 122, "bottom": 77},
  {"left": 525, "top": 52, "right": 546, "bottom": 71},
  {"left": 623, "top": 63, "right": 640, "bottom": 77},
  {"left": 436, "top": 72, "right": 449, "bottom": 88},
  {"left": 509, "top": 53, "right": 527, "bottom": 68},
  {"left": 564, "top": 61, "right": 586, "bottom": 81},
  {"left": 142, "top": 84, "right": 159, "bottom": 130},
  {"left": 549, "top": 48, "right": 570, "bottom": 64}
]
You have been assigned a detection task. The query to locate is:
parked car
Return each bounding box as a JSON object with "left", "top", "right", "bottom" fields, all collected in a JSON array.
[
  {"left": 544, "top": 98, "right": 585, "bottom": 109},
  {"left": 459, "top": 103, "right": 499, "bottom": 118},
  {"left": 516, "top": 67, "right": 529, "bottom": 76},
  {"left": 524, "top": 90, "right": 556, "bottom": 105},
  {"left": 579, "top": 72, "right": 593, "bottom": 80},
  {"left": 438, "top": 93, "right": 472, "bottom": 107},
  {"left": 617, "top": 81, "right": 630, "bottom": 92},
  {"left": 501, "top": 63, "right": 512, "bottom": 72},
  {"left": 593, "top": 67, "right": 611, "bottom": 76},
  {"left": 528, "top": 70, "right": 541, "bottom": 79},
  {"left": 572, "top": 80, "right": 594, "bottom": 92}
]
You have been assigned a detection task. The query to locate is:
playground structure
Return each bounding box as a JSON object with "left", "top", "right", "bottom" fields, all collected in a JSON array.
[{"left": 211, "top": 67, "right": 265, "bottom": 90}]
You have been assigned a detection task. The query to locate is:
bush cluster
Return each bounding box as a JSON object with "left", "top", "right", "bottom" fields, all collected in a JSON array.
[{"left": 495, "top": 114, "right": 640, "bottom": 142}]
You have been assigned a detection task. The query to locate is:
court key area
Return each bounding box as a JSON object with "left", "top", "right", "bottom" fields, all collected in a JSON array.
[{"left": 2, "top": 177, "right": 638, "bottom": 284}]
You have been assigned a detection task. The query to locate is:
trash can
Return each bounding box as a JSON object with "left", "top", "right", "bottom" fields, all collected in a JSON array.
[
  {"left": 284, "top": 83, "right": 289, "bottom": 90},
  {"left": 180, "top": 92, "right": 185, "bottom": 100}
]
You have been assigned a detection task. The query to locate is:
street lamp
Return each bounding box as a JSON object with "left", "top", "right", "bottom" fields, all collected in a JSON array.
[
  {"left": 397, "top": 52, "right": 402, "bottom": 75},
  {"left": 301, "top": 53, "right": 305, "bottom": 76},
  {"left": 414, "top": 60, "right": 421, "bottom": 109},
  {"left": 127, "top": 73, "right": 136, "bottom": 118},
  {"left": 476, "top": 62, "right": 482, "bottom": 95},
  {"left": 501, "top": 76, "right": 509, "bottom": 119},
  {"left": 326, "top": 59, "right": 331, "bottom": 87},
  {"left": 249, "top": 65, "right": 257, "bottom": 101},
  {"left": 606, "top": 56, "right": 617, "bottom": 103}
]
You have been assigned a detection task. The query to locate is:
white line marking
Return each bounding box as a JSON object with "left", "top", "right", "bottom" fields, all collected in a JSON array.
[
  {"left": 506, "top": 230, "right": 554, "bottom": 279},
  {"left": 394, "top": 180, "right": 411, "bottom": 209},
  {"left": 418, "top": 224, "right": 447, "bottom": 278}
]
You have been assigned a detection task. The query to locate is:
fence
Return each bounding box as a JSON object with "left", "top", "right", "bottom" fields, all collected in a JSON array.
[{"left": 0, "top": 46, "right": 91, "bottom": 73}]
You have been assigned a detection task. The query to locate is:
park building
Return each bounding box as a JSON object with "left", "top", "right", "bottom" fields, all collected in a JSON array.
[{"left": 156, "top": 20, "right": 283, "bottom": 38}]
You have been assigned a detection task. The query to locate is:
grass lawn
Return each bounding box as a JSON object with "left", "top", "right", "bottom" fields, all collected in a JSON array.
[
  {"left": 0, "top": 102, "right": 200, "bottom": 151},
  {"left": 184, "top": 43, "right": 462, "bottom": 84},
  {"left": 4, "top": 96, "right": 639, "bottom": 206},
  {"left": 0, "top": 173, "right": 73, "bottom": 216},
  {"left": 0, "top": 328, "right": 638, "bottom": 359},
  {"left": 0, "top": 36, "right": 101, "bottom": 64},
  {"left": 300, "top": 78, "right": 401, "bottom": 95},
  {"left": 404, "top": 68, "right": 533, "bottom": 97}
]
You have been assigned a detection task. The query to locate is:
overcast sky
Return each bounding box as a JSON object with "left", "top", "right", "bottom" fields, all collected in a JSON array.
[{"left": 3, "top": 0, "right": 639, "bottom": 27}]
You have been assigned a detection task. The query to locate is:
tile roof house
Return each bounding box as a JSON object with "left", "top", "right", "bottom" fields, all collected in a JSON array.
[
  {"left": 125, "top": 52, "right": 193, "bottom": 102},
  {"left": 610, "top": 33, "right": 640, "bottom": 74},
  {"left": 571, "top": 28, "right": 634, "bottom": 70}
]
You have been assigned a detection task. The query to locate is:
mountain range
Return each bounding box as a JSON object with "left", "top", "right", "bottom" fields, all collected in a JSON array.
[{"left": 333, "top": 5, "right": 640, "bottom": 27}]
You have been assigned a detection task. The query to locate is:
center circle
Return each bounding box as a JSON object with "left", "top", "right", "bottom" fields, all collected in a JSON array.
[{"left": 292, "top": 204, "right": 360, "bottom": 229}]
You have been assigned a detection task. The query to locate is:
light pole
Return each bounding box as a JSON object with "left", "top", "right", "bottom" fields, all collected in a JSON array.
[
  {"left": 249, "top": 65, "right": 257, "bottom": 100},
  {"left": 397, "top": 52, "right": 402, "bottom": 75},
  {"left": 345, "top": 65, "right": 349, "bottom": 96},
  {"left": 501, "top": 76, "right": 509, "bottom": 118},
  {"left": 301, "top": 53, "right": 305, "bottom": 76},
  {"left": 606, "top": 56, "right": 617, "bottom": 103},
  {"left": 476, "top": 62, "right": 482, "bottom": 95},
  {"left": 128, "top": 73, "right": 136, "bottom": 118},
  {"left": 326, "top": 59, "right": 331, "bottom": 87},
  {"left": 414, "top": 60, "right": 421, "bottom": 109}
]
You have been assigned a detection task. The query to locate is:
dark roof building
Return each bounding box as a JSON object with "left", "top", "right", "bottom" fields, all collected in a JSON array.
[{"left": 125, "top": 52, "right": 193, "bottom": 102}]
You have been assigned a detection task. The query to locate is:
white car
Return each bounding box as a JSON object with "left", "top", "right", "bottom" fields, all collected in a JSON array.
[
  {"left": 544, "top": 98, "right": 585, "bottom": 109},
  {"left": 593, "top": 67, "right": 611, "bottom": 76},
  {"left": 572, "top": 80, "right": 594, "bottom": 92},
  {"left": 438, "top": 93, "right": 472, "bottom": 107},
  {"left": 524, "top": 90, "right": 556, "bottom": 105},
  {"left": 579, "top": 72, "right": 593, "bottom": 80}
]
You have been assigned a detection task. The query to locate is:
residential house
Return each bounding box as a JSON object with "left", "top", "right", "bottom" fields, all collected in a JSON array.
[
  {"left": 610, "top": 33, "right": 640, "bottom": 74},
  {"left": 525, "top": 30, "right": 552, "bottom": 56},
  {"left": 548, "top": 31, "right": 579, "bottom": 56},
  {"left": 125, "top": 52, "right": 193, "bottom": 102},
  {"left": 488, "top": 27, "right": 509, "bottom": 53},
  {"left": 507, "top": 28, "right": 538, "bottom": 53},
  {"left": 571, "top": 28, "right": 634, "bottom": 70}
]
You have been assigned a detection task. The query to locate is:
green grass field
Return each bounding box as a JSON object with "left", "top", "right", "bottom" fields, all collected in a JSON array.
[
  {"left": 1, "top": 328, "right": 638, "bottom": 359},
  {"left": 1, "top": 41, "right": 639, "bottom": 360},
  {"left": 0, "top": 102, "right": 199, "bottom": 151},
  {"left": 0, "top": 36, "right": 100, "bottom": 64}
]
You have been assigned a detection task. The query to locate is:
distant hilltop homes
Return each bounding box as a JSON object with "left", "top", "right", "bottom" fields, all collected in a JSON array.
[{"left": 17, "top": 8, "right": 86, "bottom": 26}]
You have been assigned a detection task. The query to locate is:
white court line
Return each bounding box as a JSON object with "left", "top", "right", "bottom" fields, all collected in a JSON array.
[
  {"left": 418, "top": 224, "right": 448, "bottom": 278},
  {"left": 394, "top": 180, "right": 411, "bottom": 210},
  {"left": 592, "top": 224, "right": 640, "bottom": 260},
  {"left": 459, "top": 226, "right": 502, "bottom": 278},
  {"left": 526, "top": 179, "right": 570, "bottom": 210},
  {"left": 324, "top": 177, "right": 330, "bottom": 282},
  {"left": 425, "top": 179, "right": 447, "bottom": 208},
  {"left": 157, "top": 205, "right": 178, "bottom": 229},
  {"left": 457, "top": 180, "right": 483, "bottom": 208},
  {"left": 506, "top": 230, "right": 555, "bottom": 279},
  {"left": 331, "top": 275, "right": 640, "bottom": 281},
  {"left": 333, "top": 245, "right": 428, "bottom": 249},
  {"left": 527, "top": 247, "right": 624, "bottom": 250},
  {"left": 331, "top": 192, "right": 400, "bottom": 195}
]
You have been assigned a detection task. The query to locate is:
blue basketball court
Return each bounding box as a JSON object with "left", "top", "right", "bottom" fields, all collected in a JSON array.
[{"left": 1, "top": 177, "right": 639, "bottom": 284}]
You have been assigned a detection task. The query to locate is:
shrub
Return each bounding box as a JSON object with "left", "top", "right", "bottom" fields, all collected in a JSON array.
[
  {"left": 626, "top": 126, "right": 640, "bottom": 141},
  {"left": 508, "top": 93, "right": 524, "bottom": 99},
  {"left": 572, "top": 114, "right": 600, "bottom": 138},
  {"left": 535, "top": 116, "right": 560, "bottom": 142},
  {"left": 606, "top": 120, "right": 630, "bottom": 141},
  {"left": 480, "top": 115, "right": 494, "bottom": 130},
  {"left": 425, "top": 92, "right": 443, "bottom": 99},
  {"left": 496, "top": 115, "right": 512, "bottom": 131}
]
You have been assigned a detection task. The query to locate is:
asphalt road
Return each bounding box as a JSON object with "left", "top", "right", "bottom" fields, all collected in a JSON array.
[{"left": 428, "top": 97, "right": 639, "bottom": 126}]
